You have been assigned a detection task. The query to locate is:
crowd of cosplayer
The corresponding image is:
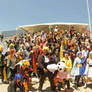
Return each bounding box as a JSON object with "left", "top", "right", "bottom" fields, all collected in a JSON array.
[{"left": 0, "top": 26, "right": 92, "bottom": 92}]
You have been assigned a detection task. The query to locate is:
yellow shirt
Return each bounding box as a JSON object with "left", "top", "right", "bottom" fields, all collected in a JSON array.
[{"left": 61, "top": 57, "right": 72, "bottom": 71}]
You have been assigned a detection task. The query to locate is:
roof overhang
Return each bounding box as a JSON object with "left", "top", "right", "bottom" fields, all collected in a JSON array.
[{"left": 17, "top": 22, "right": 88, "bottom": 33}]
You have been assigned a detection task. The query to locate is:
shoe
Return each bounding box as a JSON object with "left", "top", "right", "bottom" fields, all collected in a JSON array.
[
  {"left": 38, "top": 87, "right": 42, "bottom": 92},
  {"left": 84, "top": 83, "right": 87, "bottom": 89},
  {"left": 3, "top": 81, "right": 9, "bottom": 84},
  {"left": 51, "top": 88, "right": 56, "bottom": 91},
  {"left": 74, "top": 85, "right": 80, "bottom": 90},
  {"left": 77, "top": 84, "right": 81, "bottom": 87}
]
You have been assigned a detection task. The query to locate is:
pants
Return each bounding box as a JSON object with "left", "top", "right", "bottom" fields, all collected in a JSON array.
[
  {"left": 75, "top": 75, "right": 81, "bottom": 87},
  {"left": 7, "top": 67, "right": 17, "bottom": 80},
  {"left": 10, "top": 67, "right": 17, "bottom": 80},
  {"left": 57, "top": 79, "right": 70, "bottom": 90},
  {"left": 39, "top": 71, "right": 55, "bottom": 90},
  {"left": 0, "top": 66, "right": 4, "bottom": 82}
]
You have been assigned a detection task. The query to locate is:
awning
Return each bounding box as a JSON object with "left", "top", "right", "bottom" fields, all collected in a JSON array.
[{"left": 17, "top": 22, "right": 88, "bottom": 33}]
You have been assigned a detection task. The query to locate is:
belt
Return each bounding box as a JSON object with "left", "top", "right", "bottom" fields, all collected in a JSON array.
[
  {"left": 77, "top": 64, "right": 82, "bottom": 68},
  {"left": 89, "top": 65, "right": 92, "bottom": 67}
]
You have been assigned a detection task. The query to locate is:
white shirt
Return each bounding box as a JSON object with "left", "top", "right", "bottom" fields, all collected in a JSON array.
[
  {"left": 82, "top": 50, "right": 88, "bottom": 58},
  {"left": 44, "top": 56, "right": 49, "bottom": 63}
]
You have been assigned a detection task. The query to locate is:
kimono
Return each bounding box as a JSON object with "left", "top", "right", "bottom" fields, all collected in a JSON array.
[{"left": 71, "top": 57, "right": 81, "bottom": 76}]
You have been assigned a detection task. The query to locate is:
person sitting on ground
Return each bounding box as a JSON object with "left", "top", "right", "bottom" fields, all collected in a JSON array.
[
  {"left": 8, "top": 73, "right": 25, "bottom": 92},
  {"left": 19, "top": 60, "right": 33, "bottom": 92}
]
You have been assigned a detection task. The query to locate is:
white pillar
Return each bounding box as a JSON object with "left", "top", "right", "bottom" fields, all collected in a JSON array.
[
  {"left": 86, "top": 0, "right": 92, "bottom": 39},
  {"left": 16, "top": 27, "right": 19, "bottom": 36}
]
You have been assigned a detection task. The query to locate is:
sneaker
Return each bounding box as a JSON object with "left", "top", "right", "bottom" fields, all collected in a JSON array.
[{"left": 73, "top": 85, "right": 79, "bottom": 90}]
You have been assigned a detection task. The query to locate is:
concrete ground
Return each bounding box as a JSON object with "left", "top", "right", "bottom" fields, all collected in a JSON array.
[{"left": 0, "top": 79, "right": 92, "bottom": 92}]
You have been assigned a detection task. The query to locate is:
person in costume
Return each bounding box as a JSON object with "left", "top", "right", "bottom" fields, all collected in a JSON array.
[
  {"left": 63, "top": 36, "right": 69, "bottom": 49},
  {"left": 82, "top": 47, "right": 89, "bottom": 59},
  {"left": 8, "top": 73, "right": 25, "bottom": 92},
  {"left": 16, "top": 51, "right": 23, "bottom": 73},
  {"left": 69, "top": 46, "right": 77, "bottom": 64},
  {"left": 19, "top": 60, "right": 33, "bottom": 92},
  {"left": 47, "top": 61, "right": 71, "bottom": 92},
  {"left": 29, "top": 45, "right": 42, "bottom": 76},
  {"left": 56, "top": 61, "right": 70, "bottom": 92},
  {"left": 71, "top": 51, "right": 82, "bottom": 90},
  {"left": 49, "top": 48, "right": 60, "bottom": 88},
  {"left": 79, "top": 54, "right": 86, "bottom": 85},
  {"left": 38, "top": 46, "right": 56, "bottom": 91},
  {"left": 84, "top": 51, "right": 92, "bottom": 88},
  {"left": 61, "top": 51, "right": 72, "bottom": 72},
  {"left": 60, "top": 52, "right": 72, "bottom": 92},
  {"left": 0, "top": 45, "right": 5, "bottom": 82},
  {"left": 19, "top": 44, "right": 28, "bottom": 59},
  {"left": 54, "top": 26, "right": 59, "bottom": 32},
  {"left": 51, "top": 48, "right": 60, "bottom": 64},
  {"left": 7, "top": 43, "right": 17, "bottom": 80},
  {"left": 79, "top": 47, "right": 88, "bottom": 84},
  {"left": 17, "top": 52, "right": 23, "bottom": 63}
]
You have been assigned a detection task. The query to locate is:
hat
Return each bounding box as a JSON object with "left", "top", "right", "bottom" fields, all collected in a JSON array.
[
  {"left": 22, "top": 60, "right": 30, "bottom": 67},
  {"left": 77, "top": 51, "right": 82, "bottom": 56},
  {"left": 33, "top": 45, "right": 40, "bottom": 49},
  {"left": 14, "top": 73, "right": 23, "bottom": 80},
  {"left": 9, "top": 43, "right": 14, "bottom": 47},
  {"left": 57, "top": 61, "right": 66, "bottom": 72},
  {"left": 43, "top": 46, "right": 50, "bottom": 52}
]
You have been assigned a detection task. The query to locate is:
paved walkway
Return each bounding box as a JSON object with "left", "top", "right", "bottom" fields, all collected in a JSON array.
[{"left": 0, "top": 79, "right": 92, "bottom": 92}]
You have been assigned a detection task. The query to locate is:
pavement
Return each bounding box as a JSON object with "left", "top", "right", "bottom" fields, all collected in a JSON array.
[{"left": 0, "top": 79, "right": 92, "bottom": 92}]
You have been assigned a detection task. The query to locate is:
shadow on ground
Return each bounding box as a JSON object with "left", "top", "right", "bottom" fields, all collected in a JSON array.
[
  {"left": 42, "top": 87, "right": 74, "bottom": 92},
  {"left": 86, "top": 83, "right": 92, "bottom": 89}
]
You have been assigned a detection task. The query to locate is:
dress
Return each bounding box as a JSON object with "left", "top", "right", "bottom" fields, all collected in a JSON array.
[
  {"left": 71, "top": 57, "right": 81, "bottom": 76},
  {"left": 60, "top": 58, "right": 72, "bottom": 78},
  {"left": 85, "top": 59, "right": 92, "bottom": 78},
  {"left": 79, "top": 57, "right": 85, "bottom": 75},
  {"left": 57, "top": 71, "right": 70, "bottom": 79}
]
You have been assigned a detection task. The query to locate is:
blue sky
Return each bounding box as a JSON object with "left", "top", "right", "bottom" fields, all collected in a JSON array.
[{"left": 0, "top": 0, "right": 92, "bottom": 31}]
